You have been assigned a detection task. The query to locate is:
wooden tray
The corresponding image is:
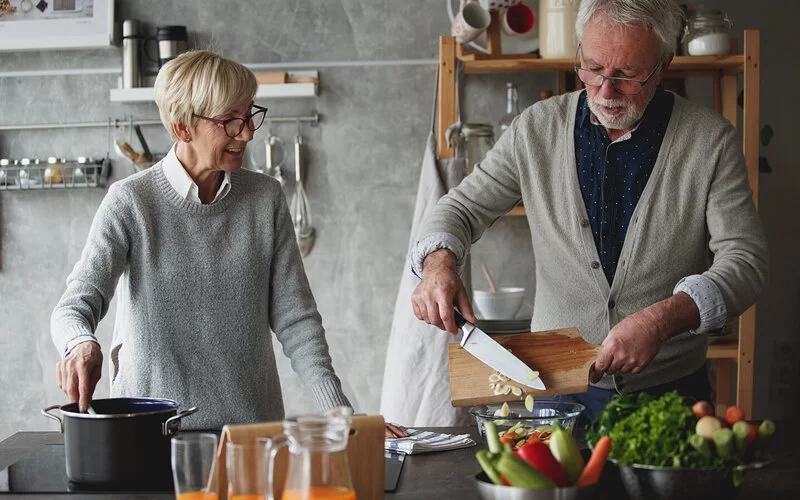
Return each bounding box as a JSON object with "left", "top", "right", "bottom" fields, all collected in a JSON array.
[{"left": 448, "top": 328, "right": 601, "bottom": 407}]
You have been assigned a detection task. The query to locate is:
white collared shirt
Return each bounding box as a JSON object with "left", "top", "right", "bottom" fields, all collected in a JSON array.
[{"left": 162, "top": 144, "right": 231, "bottom": 204}]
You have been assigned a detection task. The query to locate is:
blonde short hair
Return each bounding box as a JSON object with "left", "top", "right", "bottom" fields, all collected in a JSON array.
[{"left": 154, "top": 50, "right": 258, "bottom": 142}]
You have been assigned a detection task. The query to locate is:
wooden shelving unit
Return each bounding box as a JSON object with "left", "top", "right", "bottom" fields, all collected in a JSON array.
[{"left": 436, "top": 31, "right": 761, "bottom": 418}]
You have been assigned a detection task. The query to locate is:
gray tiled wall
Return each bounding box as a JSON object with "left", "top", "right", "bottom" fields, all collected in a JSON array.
[{"left": 1, "top": 0, "right": 797, "bottom": 442}]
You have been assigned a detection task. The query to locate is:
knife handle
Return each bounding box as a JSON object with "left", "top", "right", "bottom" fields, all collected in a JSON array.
[{"left": 453, "top": 309, "right": 468, "bottom": 329}]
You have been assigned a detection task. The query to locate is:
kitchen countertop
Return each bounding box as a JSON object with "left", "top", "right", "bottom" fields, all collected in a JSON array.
[{"left": 2, "top": 422, "right": 799, "bottom": 499}]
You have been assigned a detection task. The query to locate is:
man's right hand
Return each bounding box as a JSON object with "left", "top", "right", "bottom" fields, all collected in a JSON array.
[
  {"left": 411, "top": 249, "right": 478, "bottom": 335},
  {"left": 56, "top": 341, "right": 103, "bottom": 413}
]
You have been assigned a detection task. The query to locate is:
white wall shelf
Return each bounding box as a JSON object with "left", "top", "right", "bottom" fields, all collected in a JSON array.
[{"left": 110, "top": 71, "right": 319, "bottom": 103}]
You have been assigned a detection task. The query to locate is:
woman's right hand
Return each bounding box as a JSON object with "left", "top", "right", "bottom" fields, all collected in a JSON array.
[
  {"left": 56, "top": 341, "right": 103, "bottom": 413},
  {"left": 411, "top": 249, "right": 477, "bottom": 335}
]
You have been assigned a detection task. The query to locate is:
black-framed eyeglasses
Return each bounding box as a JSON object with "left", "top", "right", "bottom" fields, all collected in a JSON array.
[
  {"left": 193, "top": 104, "right": 268, "bottom": 138},
  {"left": 574, "top": 45, "right": 663, "bottom": 95}
]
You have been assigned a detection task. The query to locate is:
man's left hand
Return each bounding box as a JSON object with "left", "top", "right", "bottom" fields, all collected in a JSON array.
[
  {"left": 594, "top": 306, "right": 666, "bottom": 375},
  {"left": 594, "top": 292, "right": 700, "bottom": 376}
]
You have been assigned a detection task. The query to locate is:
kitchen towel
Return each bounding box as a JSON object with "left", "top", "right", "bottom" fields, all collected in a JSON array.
[{"left": 384, "top": 427, "right": 476, "bottom": 454}]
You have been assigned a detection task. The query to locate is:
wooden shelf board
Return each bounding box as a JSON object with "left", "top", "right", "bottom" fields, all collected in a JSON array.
[
  {"left": 707, "top": 338, "right": 739, "bottom": 359},
  {"left": 461, "top": 54, "right": 744, "bottom": 75}
]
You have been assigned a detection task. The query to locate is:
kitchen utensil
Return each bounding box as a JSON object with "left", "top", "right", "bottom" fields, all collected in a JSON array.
[
  {"left": 473, "top": 470, "right": 602, "bottom": 499},
  {"left": 216, "top": 414, "right": 385, "bottom": 500},
  {"left": 133, "top": 125, "right": 152, "bottom": 161},
  {"left": 448, "top": 328, "right": 601, "bottom": 406},
  {"left": 41, "top": 398, "right": 197, "bottom": 488},
  {"left": 290, "top": 129, "right": 315, "bottom": 257},
  {"left": 171, "top": 433, "right": 218, "bottom": 499},
  {"left": 469, "top": 400, "right": 584, "bottom": 439},
  {"left": 473, "top": 287, "right": 525, "bottom": 319},
  {"left": 384, "top": 450, "right": 406, "bottom": 492},
  {"left": 456, "top": 309, "right": 545, "bottom": 390},
  {"left": 605, "top": 456, "right": 771, "bottom": 500},
  {"left": 267, "top": 407, "right": 356, "bottom": 500},
  {"left": 481, "top": 263, "right": 498, "bottom": 292},
  {"left": 265, "top": 124, "right": 286, "bottom": 185}
]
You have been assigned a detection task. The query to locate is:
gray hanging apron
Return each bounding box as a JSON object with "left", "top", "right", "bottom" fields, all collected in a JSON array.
[{"left": 379, "top": 64, "right": 473, "bottom": 427}]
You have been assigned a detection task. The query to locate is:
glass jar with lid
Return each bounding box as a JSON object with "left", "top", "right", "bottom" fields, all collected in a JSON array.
[
  {"left": 683, "top": 9, "right": 733, "bottom": 56},
  {"left": 460, "top": 123, "right": 495, "bottom": 176}
]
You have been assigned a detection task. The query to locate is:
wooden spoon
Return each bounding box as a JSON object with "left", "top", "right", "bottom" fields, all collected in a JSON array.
[{"left": 481, "top": 264, "right": 498, "bottom": 293}]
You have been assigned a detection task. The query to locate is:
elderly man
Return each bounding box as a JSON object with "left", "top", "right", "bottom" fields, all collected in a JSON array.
[{"left": 411, "top": 0, "right": 768, "bottom": 420}]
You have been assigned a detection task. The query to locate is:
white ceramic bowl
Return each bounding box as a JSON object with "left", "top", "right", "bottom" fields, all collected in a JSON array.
[{"left": 473, "top": 287, "right": 525, "bottom": 320}]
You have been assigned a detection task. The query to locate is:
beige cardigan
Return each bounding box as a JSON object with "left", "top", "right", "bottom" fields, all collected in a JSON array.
[{"left": 414, "top": 90, "right": 769, "bottom": 391}]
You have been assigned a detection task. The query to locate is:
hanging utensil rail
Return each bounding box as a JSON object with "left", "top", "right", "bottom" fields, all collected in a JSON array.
[{"left": 0, "top": 113, "right": 321, "bottom": 132}]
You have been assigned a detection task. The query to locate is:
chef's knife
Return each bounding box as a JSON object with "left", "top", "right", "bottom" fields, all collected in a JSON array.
[{"left": 455, "top": 309, "right": 546, "bottom": 390}]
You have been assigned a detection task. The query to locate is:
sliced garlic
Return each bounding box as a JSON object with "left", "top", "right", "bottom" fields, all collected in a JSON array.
[
  {"left": 502, "top": 385, "right": 512, "bottom": 395},
  {"left": 493, "top": 386, "right": 506, "bottom": 395},
  {"left": 498, "top": 402, "right": 510, "bottom": 417},
  {"left": 489, "top": 373, "right": 501, "bottom": 383},
  {"left": 498, "top": 374, "right": 510, "bottom": 381},
  {"left": 525, "top": 394, "right": 535, "bottom": 412},
  {"left": 511, "top": 386, "right": 522, "bottom": 397},
  {"left": 528, "top": 371, "right": 540, "bottom": 380}
]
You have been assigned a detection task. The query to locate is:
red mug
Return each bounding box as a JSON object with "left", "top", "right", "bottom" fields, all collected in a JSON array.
[{"left": 501, "top": 3, "right": 535, "bottom": 37}]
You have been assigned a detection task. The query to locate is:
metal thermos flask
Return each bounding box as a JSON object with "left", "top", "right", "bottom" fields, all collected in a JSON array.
[
  {"left": 122, "top": 19, "right": 143, "bottom": 88},
  {"left": 155, "top": 25, "right": 188, "bottom": 68}
]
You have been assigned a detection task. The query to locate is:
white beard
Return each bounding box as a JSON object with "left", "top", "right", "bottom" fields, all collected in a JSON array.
[{"left": 587, "top": 85, "right": 657, "bottom": 131}]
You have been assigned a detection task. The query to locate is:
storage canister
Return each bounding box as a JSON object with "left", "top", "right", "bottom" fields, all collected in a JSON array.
[
  {"left": 538, "top": 0, "right": 580, "bottom": 59},
  {"left": 683, "top": 9, "right": 732, "bottom": 56},
  {"left": 460, "top": 123, "right": 495, "bottom": 175}
]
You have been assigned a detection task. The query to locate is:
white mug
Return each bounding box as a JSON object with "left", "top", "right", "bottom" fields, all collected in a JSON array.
[
  {"left": 500, "top": 2, "right": 535, "bottom": 37},
  {"left": 452, "top": 0, "right": 492, "bottom": 44}
]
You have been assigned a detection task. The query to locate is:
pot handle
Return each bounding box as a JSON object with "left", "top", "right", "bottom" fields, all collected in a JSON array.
[
  {"left": 41, "top": 405, "right": 64, "bottom": 433},
  {"left": 163, "top": 406, "right": 199, "bottom": 436}
]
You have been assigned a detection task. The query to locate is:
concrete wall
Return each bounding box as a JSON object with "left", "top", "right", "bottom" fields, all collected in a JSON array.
[{"left": 1, "top": 0, "right": 797, "bottom": 441}]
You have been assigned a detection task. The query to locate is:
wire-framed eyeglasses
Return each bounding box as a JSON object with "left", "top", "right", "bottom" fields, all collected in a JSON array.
[
  {"left": 574, "top": 45, "right": 663, "bottom": 95},
  {"left": 193, "top": 104, "right": 268, "bottom": 138}
]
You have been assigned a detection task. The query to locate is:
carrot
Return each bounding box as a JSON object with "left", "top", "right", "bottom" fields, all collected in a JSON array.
[
  {"left": 725, "top": 406, "right": 745, "bottom": 426},
  {"left": 576, "top": 436, "right": 612, "bottom": 486}
]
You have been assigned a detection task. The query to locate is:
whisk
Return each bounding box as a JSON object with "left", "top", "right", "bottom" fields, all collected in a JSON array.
[{"left": 290, "top": 130, "right": 315, "bottom": 257}]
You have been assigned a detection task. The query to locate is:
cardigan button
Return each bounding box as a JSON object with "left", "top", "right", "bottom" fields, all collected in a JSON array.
[
  {"left": 591, "top": 261, "right": 600, "bottom": 269},
  {"left": 581, "top": 219, "right": 590, "bottom": 228},
  {"left": 608, "top": 300, "right": 616, "bottom": 309}
]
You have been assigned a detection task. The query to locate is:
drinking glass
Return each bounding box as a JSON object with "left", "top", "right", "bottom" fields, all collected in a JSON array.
[
  {"left": 226, "top": 438, "right": 272, "bottom": 500},
  {"left": 171, "top": 432, "right": 219, "bottom": 500}
]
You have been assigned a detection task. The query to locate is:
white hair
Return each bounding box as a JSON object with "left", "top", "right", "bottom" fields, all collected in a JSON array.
[
  {"left": 154, "top": 50, "right": 257, "bottom": 142},
  {"left": 575, "top": 0, "right": 685, "bottom": 60}
]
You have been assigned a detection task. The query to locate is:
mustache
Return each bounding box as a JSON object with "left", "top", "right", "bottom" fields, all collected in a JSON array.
[{"left": 590, "top": 96, "right": 627, "bottom": 108}]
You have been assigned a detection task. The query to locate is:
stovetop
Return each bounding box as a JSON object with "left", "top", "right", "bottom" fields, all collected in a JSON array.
[{"left": 0, "top": 443, "right": 171, "bottom": 494}]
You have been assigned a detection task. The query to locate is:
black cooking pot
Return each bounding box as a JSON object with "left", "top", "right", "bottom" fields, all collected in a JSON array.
[{"left": 42, "top": 398, "right": 197, "bottom": 490}]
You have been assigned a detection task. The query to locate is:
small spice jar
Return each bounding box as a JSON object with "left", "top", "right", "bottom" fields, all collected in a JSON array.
[
  {"left": 460, "top": 123, "right": 495, "bottom": 175},
  {"left": 683, "top": 9, "right": 733, "bottom": 56}
]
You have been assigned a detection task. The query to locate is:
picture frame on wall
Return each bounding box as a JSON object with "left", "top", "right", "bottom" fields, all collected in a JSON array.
[{"left": 0, "top": 0, "right": 114, "bottom": 51}]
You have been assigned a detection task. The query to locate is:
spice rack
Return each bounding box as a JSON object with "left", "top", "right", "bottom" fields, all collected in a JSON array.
[
  {"left": 0, "top": 157, "right": 110, "bottom": 191},
  {"left": 436, "top": 31, "right": 762, "bottom": 418}
]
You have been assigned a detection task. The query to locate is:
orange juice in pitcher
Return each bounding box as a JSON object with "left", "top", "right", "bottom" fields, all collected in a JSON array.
[
  {"left": 282, "top": 486, "right": 355, "bottom": 500},
  {"left": 267, "top": 408, "right": 356, "bottom": 500}
]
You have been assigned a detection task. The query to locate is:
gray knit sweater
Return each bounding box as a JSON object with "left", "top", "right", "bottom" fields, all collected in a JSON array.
[
  {"left": 51, "top": 164, "right": 351, "bottom": 429},
  {"left": 414, "top": 90, "right": 769, "bottom": 391}
]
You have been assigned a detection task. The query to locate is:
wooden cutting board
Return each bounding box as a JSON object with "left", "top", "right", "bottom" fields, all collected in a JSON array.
[
  {"left": 448, "top": 328, "right": 601, "bottom": 407},
  {"left": 216, "top": 415, "right": 385, "bottom": 500}
]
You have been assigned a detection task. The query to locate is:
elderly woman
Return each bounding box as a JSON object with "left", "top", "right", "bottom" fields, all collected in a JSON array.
[{"left": 51, "top": 50, "right": 404, "bottom": 436}]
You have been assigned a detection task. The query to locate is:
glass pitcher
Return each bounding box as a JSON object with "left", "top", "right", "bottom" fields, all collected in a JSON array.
[{"left": 267, "top": 407, "right": 356, "bottom": 500}]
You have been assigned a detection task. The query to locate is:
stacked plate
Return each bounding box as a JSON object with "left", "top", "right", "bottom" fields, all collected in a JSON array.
[{"left": 476, "top": 317, "right": 532, "bottom": 335}]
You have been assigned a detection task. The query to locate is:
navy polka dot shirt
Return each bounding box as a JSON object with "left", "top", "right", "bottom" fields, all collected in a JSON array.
[{"left": 575, "top": 87, "right": 674, "bottom": 285}]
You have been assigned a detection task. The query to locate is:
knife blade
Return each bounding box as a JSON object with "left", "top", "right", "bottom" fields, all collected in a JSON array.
[{"left": 455, "top": 310, "right": 546, "bottom": 390}]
